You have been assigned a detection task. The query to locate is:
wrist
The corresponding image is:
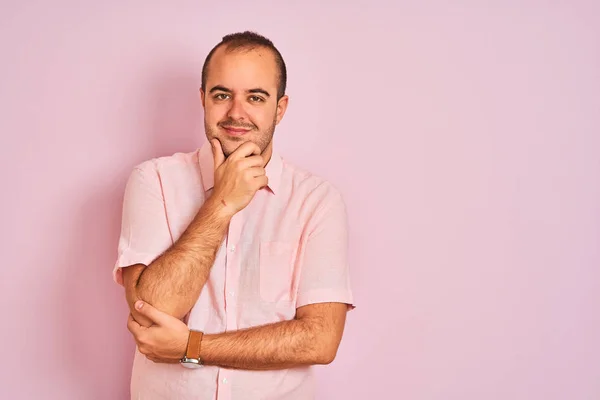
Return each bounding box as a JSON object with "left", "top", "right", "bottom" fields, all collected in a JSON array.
[
  {"left": 205, "top": 196, "right": 236, "bottom": 221},
  {"left": 197, "top": 333, "right": 215, "bottom": 366},
  {"left": 180, "top": 329, "right": 204, "bottom": 369},
  {"left": 178, "top": 328, "right": 190, "bottom": 358}
]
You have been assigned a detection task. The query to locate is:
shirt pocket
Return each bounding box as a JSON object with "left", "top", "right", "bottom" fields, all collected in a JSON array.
[{"left": 259, "top": 242, "right": 295, "bottom": 303}]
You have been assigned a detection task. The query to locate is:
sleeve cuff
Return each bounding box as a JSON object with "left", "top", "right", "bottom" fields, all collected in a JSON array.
[
  {"left": 296, "top": 289, "right": 356, "bottom": 310},
  {"left": 112, "top": 249, "right": 158, "bottom": 286}
]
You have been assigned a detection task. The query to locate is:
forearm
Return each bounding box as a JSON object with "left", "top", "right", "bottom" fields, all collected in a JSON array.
[
  {"left": 135, "top": 198, "right": 231, "bottom": 322},
  {"left": 200, "top": 318, "right": 334, "bottom": 370}
]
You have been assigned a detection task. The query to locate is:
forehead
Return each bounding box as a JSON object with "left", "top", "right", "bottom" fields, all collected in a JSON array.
[{"left": 206, "top": 46, "right": 278, "bottom": 91}]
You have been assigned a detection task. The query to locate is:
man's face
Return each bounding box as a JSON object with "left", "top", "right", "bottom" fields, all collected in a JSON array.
[{"left": 201, "top": 46, "right": 288, "bottom": 158}]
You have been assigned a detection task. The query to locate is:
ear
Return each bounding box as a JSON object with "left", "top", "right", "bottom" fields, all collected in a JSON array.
[
  {"left": 199, "top": 88, "right": 206, "bottom": 108},
  {"left": 275, "top": 95, "right": 289, "bottom": 125}
]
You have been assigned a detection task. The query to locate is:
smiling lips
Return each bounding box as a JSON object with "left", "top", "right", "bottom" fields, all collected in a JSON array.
[{"left": 221, "top": 125, "right": 253, "bottom": 136}]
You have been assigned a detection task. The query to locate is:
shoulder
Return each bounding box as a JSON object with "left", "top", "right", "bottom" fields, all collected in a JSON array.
[
  {"left": 280, "top": 157, "right": 347, "bottom": 210},
  {"left": 121, "top": 150, "right": 201, "bottom": 199},
  {"left": 131, "top": 149, "right": 199, "bottom": 175},
  {"left": 126, "top": 149, "right": 201, "bottom": 186}
]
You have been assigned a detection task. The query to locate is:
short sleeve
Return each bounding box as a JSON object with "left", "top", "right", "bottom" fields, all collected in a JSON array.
[
  {"left": 296, "top": 189, "right": 355, "bottom": 310},
  {"left": 113, "top": 163, "right": 173, "bottom": 286}
]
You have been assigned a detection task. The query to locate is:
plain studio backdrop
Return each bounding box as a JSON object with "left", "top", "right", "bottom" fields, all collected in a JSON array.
[{"left": 1, "top": 1, "right": 598, "bottom": 399}]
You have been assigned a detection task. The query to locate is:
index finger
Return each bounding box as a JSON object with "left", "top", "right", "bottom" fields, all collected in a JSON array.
[
  {"left": 211, "top": 139, "right": 225, "bottom": 170},
  {"left": 229, "top": 141, "right": 261, "bottom": 160},
  {"left": 127, "top": 313, "right": 142, "bottom": 335}
]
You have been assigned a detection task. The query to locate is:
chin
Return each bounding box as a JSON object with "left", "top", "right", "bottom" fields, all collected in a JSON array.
[{"left": 222, "top": 140, "right": 247, "bottom": 158}]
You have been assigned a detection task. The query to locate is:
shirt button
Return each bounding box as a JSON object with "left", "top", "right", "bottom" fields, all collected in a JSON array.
[
  {"left": 229, "top": 245, "right": 236, "bottom": 252},
  {"left": 222, "top": 378, "right": 228, "bottom": 384},
  {"left": 229, "top": 291, "right": 235, "bottom": 297}
]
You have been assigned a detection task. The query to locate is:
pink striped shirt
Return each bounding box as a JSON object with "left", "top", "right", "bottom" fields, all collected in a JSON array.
[{"left": 113, "top": 142, "right": 354, "bottom": 399}]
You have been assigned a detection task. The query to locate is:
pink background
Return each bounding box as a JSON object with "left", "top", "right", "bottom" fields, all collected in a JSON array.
[{"left": 1, "top": 1, "right": 599, "bottom": 399}]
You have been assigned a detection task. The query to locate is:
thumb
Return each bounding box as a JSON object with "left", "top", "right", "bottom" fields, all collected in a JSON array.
[
  {"left": 134, "top": 300, "right": 169, "bottom": 326},
  {"left": 211, "top": 139, "right": 225, "bottom": 170}
]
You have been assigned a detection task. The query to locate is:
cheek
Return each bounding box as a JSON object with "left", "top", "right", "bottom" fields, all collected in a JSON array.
[
  {"left": 205, "top": 106, "right": 225, "bottom": 124},
  {"left": 252, "top": 109, "right": 276, "bottom": 128}
]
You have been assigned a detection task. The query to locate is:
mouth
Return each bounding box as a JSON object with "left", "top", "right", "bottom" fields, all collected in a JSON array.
[{"left": 220, "top": 126, "right": 252, "bottom": 136}]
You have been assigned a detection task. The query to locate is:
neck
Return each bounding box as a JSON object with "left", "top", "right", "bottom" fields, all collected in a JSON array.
[{"left": 261, "top": 141, "right": 274, "bottom": 167}]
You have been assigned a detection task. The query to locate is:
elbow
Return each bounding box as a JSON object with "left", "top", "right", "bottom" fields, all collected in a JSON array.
[
  {"left": 127, "top": 267, "right": 185, "bottom": 320},
  {"left": 123, "top": 265, "right": 145, "bottom": 306},
  {"left": 131, "top": 287, "right": 188, "bottom": 322},
  {"left": 312, "top": 340, "right": 340, "bottom": 365},
  {"left": 300, "top": 318, "right": 344, "bottom": 366},
  {"left": 316, "top": 351, "right": 336, "bottom": 365},
  {"left": 131, "top": 286, "right": 187, "bottom": 321}
]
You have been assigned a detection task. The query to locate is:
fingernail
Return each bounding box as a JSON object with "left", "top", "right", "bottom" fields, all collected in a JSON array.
[{"left": 135, "top": 301, "right": 144, "bottom": 310}]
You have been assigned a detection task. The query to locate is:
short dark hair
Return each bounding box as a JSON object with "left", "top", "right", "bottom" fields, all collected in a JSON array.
[{"left": 201, "top": 31, "right": 287, "bottom": 100}]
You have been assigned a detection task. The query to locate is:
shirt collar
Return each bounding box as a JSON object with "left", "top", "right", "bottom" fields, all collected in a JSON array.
[{"left": 198, "top": 141, "right": 283, "bottom": 195}]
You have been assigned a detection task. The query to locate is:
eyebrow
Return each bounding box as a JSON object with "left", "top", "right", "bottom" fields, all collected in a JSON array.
[
  {"left": 209, "top": 85, "right": 271, "bottom": 98},
  {"left": 248, "top": 88, "right": 271, "bottom": 97}
]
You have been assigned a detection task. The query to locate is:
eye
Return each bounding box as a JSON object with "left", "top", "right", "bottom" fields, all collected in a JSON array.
[
  {"left": 249, "top": 95, "right": 264, "bottom": 103},
  {"left": 214, "top": 93, "right": 230, "bottom": 100}
]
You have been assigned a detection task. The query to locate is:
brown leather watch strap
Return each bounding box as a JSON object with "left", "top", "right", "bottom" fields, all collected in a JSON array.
[{"left": 185, "top": 330, "right": 204, "bottom": 360}]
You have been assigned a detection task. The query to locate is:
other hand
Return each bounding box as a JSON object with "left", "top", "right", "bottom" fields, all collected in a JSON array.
[{"left": 127, "top": 301, "right": 189, "bottom": 364}]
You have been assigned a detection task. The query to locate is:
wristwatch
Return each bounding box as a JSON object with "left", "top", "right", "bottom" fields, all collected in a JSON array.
[{"left": 180, "top": 329, "right": 204, "bottom": 369}]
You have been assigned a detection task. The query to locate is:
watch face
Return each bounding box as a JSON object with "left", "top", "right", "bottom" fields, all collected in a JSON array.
[
  {"left": 180, "top": 358, "right": 203, "bottom": 369},
  {"left": 181, "top": 362, "right": 202, "bottom": 369}
]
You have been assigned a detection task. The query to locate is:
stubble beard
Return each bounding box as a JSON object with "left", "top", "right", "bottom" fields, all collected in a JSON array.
[{"left": 205, "top": 118, "right": 277, "bottom": 158}]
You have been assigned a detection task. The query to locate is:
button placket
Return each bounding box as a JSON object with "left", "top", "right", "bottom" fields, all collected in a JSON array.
[
  {"left": 216, "top": 370, "right": 231, "bottom": 399},
  {"left": 224, "top": 211, "right": 243, "bottom": 332}
]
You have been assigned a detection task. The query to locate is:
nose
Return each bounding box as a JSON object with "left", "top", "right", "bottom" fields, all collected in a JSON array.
[{"left": 227, "top": 96, "right": 247, "bottom": 121}]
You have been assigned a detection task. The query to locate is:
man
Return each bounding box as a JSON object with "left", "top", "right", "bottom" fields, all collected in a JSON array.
[{"left": 113, "top": 31, "right": 355, "bottom": 399}]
